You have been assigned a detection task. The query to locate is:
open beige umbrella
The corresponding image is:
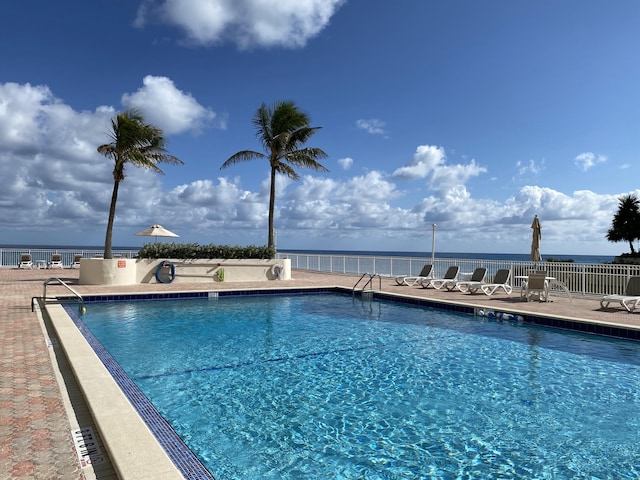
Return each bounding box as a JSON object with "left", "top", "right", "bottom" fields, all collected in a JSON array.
[
  {"left": 135, "top": 224, "right": 179, "bottom": 242},
  {"left": 530, "top": 215, "right": 542, "bottom": 262}
]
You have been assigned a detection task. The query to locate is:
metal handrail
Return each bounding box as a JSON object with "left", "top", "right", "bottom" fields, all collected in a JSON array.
[
  {"left": 352, "top": 273, "right": 382, "bottom": 295},
  {"left": 34, "top": 277, "right": 85, "bottom": 313}
]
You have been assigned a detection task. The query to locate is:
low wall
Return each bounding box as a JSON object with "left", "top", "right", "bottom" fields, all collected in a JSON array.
[
  {"left": 78, "top": 258, "right": 290, "bottom": 285},
  {"left": 136, "top": 258, "right": 291, "bottom": 284},
  {"left": 79, "top": 258, "right": 137, "bottom": 285}
]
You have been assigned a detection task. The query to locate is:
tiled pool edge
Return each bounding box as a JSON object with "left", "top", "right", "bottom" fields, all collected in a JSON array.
[
  {"left": 369, "top": 289, "right": 640, "bottom": 341},
  {"left": 60, "top": 302, "right": 216, "bottom": 480},
  {"left": 46, "top": 303, "right": 195, "bottom": 480}
]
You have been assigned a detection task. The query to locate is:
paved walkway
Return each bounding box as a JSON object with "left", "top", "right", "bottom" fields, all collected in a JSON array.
[{"left": 1, "top": 267, "right": 639, "bottom": 479}]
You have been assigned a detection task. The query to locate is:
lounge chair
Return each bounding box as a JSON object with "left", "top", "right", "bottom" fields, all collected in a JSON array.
[
  {"left": 446, "top": 267, "right": 487, "bottom": 292},
  {"left": 70, "top": 254, "right": 82, "bottom": 269},
  {"left": 521, "top": 272, "right": 549, "bottom": 302},
  {"left": 395, "top": 264, "right": 433, "bottom": 286},
  {"left": 18, "top": 254, "right": 32, "bottom": 269},
  {"left": 421, "top": 265, "right": 459, "bottom": 289},
  {"left": 600, "top": 276, "right": 640, "bottom": 312},
  {"left": 48, "top": 253, "right": 63, "bottom": 269},
  {"left": 467, "top": 269, "right": 512, "bottom": 295}
]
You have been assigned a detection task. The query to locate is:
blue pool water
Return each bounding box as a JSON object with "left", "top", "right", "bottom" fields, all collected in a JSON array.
[{"left": 80, "top": 293, "right": 640, "bottom": 479}]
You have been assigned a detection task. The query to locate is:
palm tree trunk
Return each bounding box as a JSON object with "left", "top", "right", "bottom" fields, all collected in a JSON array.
[
  {"left": 268, "top": 167, "right": 277, "bottom": 250},
  {"left": 103, "top": 181, "right": 120, "bottom": 259},
  {"left": 629, "top": 240, "right": 636, "bottom": 255}
]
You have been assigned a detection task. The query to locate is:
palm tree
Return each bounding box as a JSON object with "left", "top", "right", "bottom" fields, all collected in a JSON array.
[
  {"left": 221, "top": 101, "right": 328, "bottom": 250},
  {"left": 606, "top": 193, "right": 640, "bottom": 255},
  {"left": 98, "top": 109, "right": 184, "bottom": 259}
]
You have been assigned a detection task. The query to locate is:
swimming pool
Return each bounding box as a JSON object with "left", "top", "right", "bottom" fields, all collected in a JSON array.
[{"left": 77, "top": 292, "right": 640, "bottom": 479}]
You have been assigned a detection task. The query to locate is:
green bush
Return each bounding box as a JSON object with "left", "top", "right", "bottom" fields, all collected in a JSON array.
[
  {"left": 137, "top": 243, "right": 275, "bottom": 260},
  {"left": 613, "top": 253, "right": 640, "bottom": 265}
]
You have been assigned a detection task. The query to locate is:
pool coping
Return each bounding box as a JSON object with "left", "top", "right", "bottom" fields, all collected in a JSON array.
[
  {"left": 47, "top": 302, "right": 187, "bottom": 480},
  {"left": 46, "top": 286, "right": 640, "bottom": 479}
]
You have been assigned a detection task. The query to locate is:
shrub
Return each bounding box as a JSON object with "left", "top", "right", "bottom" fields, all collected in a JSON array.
[{"left": 137, "top": 243, "right": 275, "bottom": 260}]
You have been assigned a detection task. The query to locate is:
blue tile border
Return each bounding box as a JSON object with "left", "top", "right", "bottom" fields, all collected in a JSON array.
[
  {"left": 62, "top": 303, "right": 216, "bottom": 480},
  {"left": 80, "top": 287, "right": 335, "bottom": 304},
  {"left": 365, "top": 290, "right": 640, "bottom": 341},
  {"left": 522, "top": 314, "right": 640, "bottom": 341}
]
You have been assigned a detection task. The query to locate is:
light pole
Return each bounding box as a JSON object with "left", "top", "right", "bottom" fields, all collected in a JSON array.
[{"left": 431, "top": 223, "right": 436, "bottom": 265}]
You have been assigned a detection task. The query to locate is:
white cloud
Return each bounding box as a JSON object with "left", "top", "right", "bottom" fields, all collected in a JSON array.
[
  {"left": 392, "top": 145, "right": 446, "bottom": 180},
  {"left": 575, "top": 151, "right": 607, "bottom": 171},
  {"left": 516, "top": 158, "right": 544, "bottom": 176},
  {"left": 391, "top": 145, "right": 486, "bottom": 193},
  {"left": 0, "top": 80, "right": 631, "bottom": 254},
  {"left": 121, "top": 75, "right": 219, "bottom": 134},
  {"left": 337, "top": 157, "right": 353, "bottom": 170},
  {"left": 136, "top": 0, "right": 346, "bottom": 49},
  {"left": 356, "top": 118, "right": 386, "bottom": 135}
]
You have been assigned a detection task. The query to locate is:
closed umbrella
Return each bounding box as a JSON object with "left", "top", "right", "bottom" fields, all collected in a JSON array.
[
  {"left": 530, "top": 215, "right": 542, "bottom": 262},
  {"left": 135, "top": 224, "right": 179, "bottom": 242}
]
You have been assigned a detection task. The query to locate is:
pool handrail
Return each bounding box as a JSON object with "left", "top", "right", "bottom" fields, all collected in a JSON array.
[{"left": 33, "top": 277, "right": 85, "bottom": 313}]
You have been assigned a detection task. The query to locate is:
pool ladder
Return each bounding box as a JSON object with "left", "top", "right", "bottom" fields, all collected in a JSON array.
[
  {"left": 352, "top": 273, "right": 381, "bottom": 297},
  {"left": 31, "top": 277, "right": 85, "bottom": 314}
]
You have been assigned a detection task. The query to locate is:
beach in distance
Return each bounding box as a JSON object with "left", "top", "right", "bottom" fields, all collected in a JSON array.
[{"left": 0, "top": 245, "right": 616, "bottom": 265}]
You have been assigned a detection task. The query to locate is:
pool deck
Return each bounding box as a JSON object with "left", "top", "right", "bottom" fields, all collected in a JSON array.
[{"left": 2, "top": 266, "right": 639, "bottom": 479}]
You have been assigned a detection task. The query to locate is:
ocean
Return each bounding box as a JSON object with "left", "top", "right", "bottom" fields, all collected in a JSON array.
[
  {"left": 278, "top": 249, "right": 616, "bottom": 265},
  {"left": 0, "top": 245, "right": 616, "bottom": 265}
]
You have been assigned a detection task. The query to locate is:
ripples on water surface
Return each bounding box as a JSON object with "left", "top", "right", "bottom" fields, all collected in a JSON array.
[{"left": 82, "top": 294, "right": 640, "bottom": 479}]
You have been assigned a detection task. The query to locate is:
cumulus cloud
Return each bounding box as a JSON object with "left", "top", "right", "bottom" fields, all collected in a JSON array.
[
  {"left": 136, "top": 0, "right": 346, "bottom": 49},
  {"left": 392, "top": 145, "right": 446, "bottom": 180},
  {"left": 392, "top": 145, "right": 486, "bottom": 193},
  {"left": 0, "top": 80, "right": 219, "bottom": 243},
  {"left": 121, "top": 75, "right": 220, "bottom": 134},
  {"left": 356, "top": 118, "right": 386, "bottom": 135},
  {"left": 0, "top": 81, "right": 630, "bottom": 253},
  {"left": 575, "top": 152, "right": 607, "bottom": 171},
  {"left": 337, "top": 157, "right": 353, "bottom": 170}
]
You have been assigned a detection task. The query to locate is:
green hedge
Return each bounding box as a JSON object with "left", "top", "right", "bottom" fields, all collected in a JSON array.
[
  {"left": 613, "top": 253, "right": 640, "bottom": 265},
  {"left": 137, "top": 243, "right": 275, "bottom": 260}
]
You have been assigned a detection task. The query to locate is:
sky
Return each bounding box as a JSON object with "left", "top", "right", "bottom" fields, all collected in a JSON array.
[{"left": 1, "top": 0, "right": 639, "bottom": 256}]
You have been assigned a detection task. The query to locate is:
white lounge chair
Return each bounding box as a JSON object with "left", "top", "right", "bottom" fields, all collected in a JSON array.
[
  {"left": 521, "top": 272, "right": 549, "bottom": 302},
  {"left": 395, "top": 264, "right": 433, "bottom": 286},
  {"left": 600, "top": 276, "right": 640, "bottom": 313},
  {"left": 421, "top": 265, "right": 459, "bottom": 289},
  {"left": 18, "top": 254, "right": 32, "bottom": 269},
  {"left": 446, "top": 267, "right": 487, "bottom": 292},
  {"left": 70, "top": 254, "right": 82, "bottom": 269},
  {"left": 467, "top": 269, "right": 512, "bottom": 295},
  {"left": 48, "top": 253, "right": 63, "bottom": 269}
]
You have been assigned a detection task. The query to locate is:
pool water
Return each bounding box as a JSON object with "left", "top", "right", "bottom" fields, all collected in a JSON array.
[{"left": 80, "top": 294, "right": 640, "bottom": 479}]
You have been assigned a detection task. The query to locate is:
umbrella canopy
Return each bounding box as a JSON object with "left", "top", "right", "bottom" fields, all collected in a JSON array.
[
  {"left": 135, "top": 224, "right": 179, "bottom": 241},
  {"left": 530, "top": 215, "right": 542, "bottom": 262}
]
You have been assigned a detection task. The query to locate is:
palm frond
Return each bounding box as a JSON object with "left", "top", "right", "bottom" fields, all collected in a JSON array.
[
  {"left": 275, "top": 162, "right": 300, "bottom": 180},
  {"left": 221, "top": 150, "right": 265, "bottom": 169}
]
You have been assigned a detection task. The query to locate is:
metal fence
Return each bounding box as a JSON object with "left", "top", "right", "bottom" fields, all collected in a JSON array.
[
  {"left": 0, "top": 248, "right": 139, "bottom": 269},
  {"left": 3, "top": 247, "right": 638, "bottom": 297},
  {"left": 277, "top": 251, "right": 640, "bottom": 297}
]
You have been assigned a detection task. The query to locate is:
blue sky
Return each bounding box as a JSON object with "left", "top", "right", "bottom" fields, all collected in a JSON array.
[{"left": 1, "top": 0, "right": 639, "bottom": 255}]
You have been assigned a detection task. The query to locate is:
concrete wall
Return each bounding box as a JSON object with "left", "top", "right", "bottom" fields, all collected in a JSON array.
[
  {"left": 79, "top": 258, "right": 137, "bottom": 285},
  {"left": 78, "top": 258, "right": 290, "bottom": 285},
  {"left": 136, "top": 258, "right": 291, "bottom": 284}
]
